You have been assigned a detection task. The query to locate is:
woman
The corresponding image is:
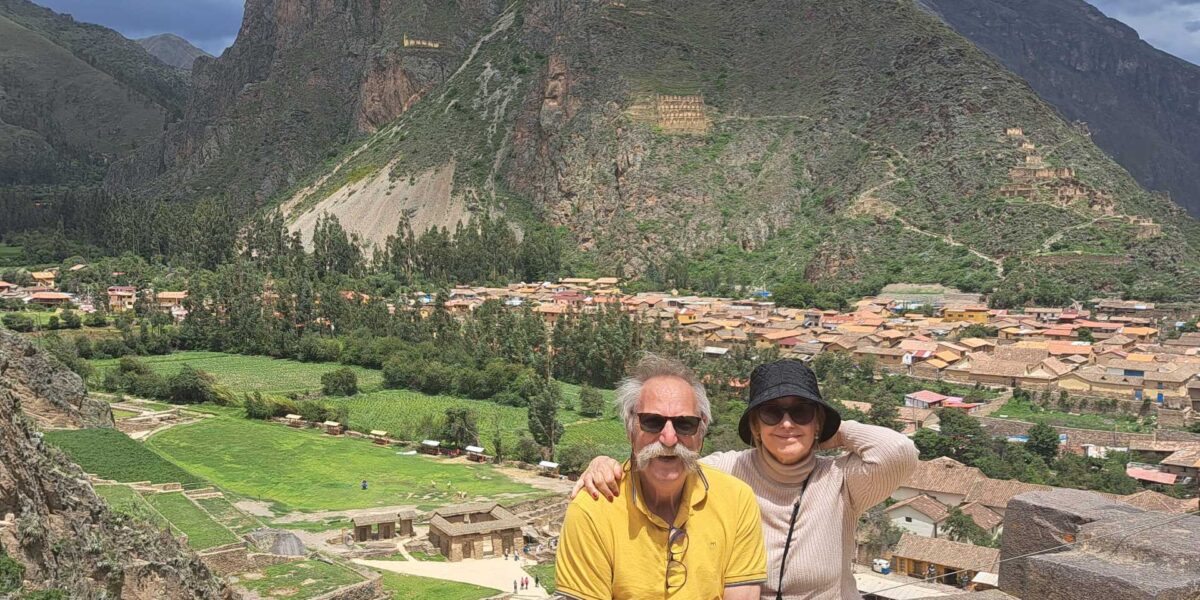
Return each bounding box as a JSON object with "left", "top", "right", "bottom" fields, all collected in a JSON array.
[{"left": 571, "top": 359, "right": 918, "bottom": 599}]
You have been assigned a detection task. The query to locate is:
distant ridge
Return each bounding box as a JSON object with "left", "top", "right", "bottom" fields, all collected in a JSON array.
[{"left": 138, "top": 32, "right": 211, "bottom": 70}]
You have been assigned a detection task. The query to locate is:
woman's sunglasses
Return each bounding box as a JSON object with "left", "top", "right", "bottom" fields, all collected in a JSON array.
[
  {"left": 637, "top": 413, "right": 702, "bottom": 436},
  {"left": 756, "top": 402, "right": 817, "bottom": 426}
]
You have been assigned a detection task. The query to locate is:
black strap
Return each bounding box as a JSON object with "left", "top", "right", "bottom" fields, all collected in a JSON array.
[{"left": 775, "top": 478, "right": 810, "bottom": 600}]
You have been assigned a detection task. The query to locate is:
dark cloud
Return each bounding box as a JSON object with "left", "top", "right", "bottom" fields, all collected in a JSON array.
[
  {"left": 33, "top": 0, "right": 243, "bottom": 55},
  {"left": 1088, "top": 0, "right": 1200, "bottom": 65}
]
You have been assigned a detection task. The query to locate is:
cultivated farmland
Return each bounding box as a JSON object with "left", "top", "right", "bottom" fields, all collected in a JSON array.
[
  {"left": 144, "top": 491, "right": 241, "bottom": 550},
  {"left": 90, "top": 351, "right": 384, "bottom": 395},
  {"left": 146, "top": 415, "right": 546, "bottom": 513},
  {"left": 45, "top": 428, "right": 202, "bottom": 485},
  {"left": 94, "top": 484, "right": 170, "bottom": 528}
]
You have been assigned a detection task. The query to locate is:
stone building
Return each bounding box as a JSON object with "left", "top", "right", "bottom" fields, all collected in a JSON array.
[{"left": 427, "top": 502, "right": 525, "bottom": 561}]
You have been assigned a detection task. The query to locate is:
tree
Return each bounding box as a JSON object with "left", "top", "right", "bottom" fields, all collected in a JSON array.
[
  {"left": 490, "top": 414, "right": 506, "bottom": 463},
  {"left": 244, "top": 392, "right": 274, "bottom": 419},
  {"left": 440, "top": 407, "right": 479, "bottom": 448},
  {"left": 557, "top": 442, "right": 602, "bottom": 476},
  {"left": 957, "top": 324, "right": 998, "bottom": 339},
  {"left": 1, "top": 313, "right": 34, "bottom": 332},
  {"left": 515, "top": 436, "right": 543, "bottom": 463},
  {"left": 166, "top": 365, "right": 219, "bottom": 404},
  {"left": 866, "top": 397, "right": 903, "bottom": 432},
  {"left": 913, "top": 428, "right": 953, "bottom": 460},
  {"left": 942, "top": 507, "right": 996, "bottom": 548},
  {"left": 1076, "top": 327, "right": 1094, "bottom": 343},
  {"left": 321, "top": 367, "right": 358, "bottom": 396},
  {"left": 0, "top": 550, "right": 24, "bottom": 594},
  {"left": 527, "top": 381, "right": 564, "bottom": 455},
  {"left": 84, "top": 310, "right": 108, "bottom": 327},
  {"left": 578, "top": 384, "right": 605, "bottom": 417},
  {"left": 1026, "top": 421, "right": 1060, "bottom": 463},
  {"left": 60, "top": 310, "right": 81, "bottom": 329},
  {"left": 934, "top": 408, "right": 987, "bottom": 461}
]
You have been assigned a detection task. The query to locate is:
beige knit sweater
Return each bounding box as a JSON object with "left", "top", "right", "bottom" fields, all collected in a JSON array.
[{"left": 700, "top": 421, "right": 918, "bottom": 600}]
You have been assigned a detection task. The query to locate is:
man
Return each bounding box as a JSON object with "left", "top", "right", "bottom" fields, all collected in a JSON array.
[{"left": 555, "top": 354, "right": 767, "bottom": 599}]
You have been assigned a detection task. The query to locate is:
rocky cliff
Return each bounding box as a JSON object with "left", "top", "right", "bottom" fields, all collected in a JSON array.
[
  {"left": 0, "top": 0, "right": 187, "bottom": 186},
  {"left": 0, "top": 330, "right": 230, "bottom": 598},
  {"left": 918, "top": 0, "right": 1200, "bottom": 219},
  {"left": 107, "top": 0, "right": 505, "bottom": 208},
  {"left": 138, "top": 33, "right": 211, "bottom": 70}
]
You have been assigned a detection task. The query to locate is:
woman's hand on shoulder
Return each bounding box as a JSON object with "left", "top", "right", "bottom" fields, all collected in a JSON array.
[{"left": 568, "top": 455, "right": 624, "bottom": 501}]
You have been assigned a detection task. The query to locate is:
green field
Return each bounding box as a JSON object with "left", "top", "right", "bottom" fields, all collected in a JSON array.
[
  {"left": 45, "top": 428, "right": 202, "bottom": 485},
  {"left": 236, "top": 560, "right": 364, "bottom": 599},
  {"left": 525, "top": 562, "right": 557, "bottom": 594},
  {"left": 995, "top": 397, "right": 1150, "bottom": 433},
  {"left": 194, "top": 495, "right": 264, "bottom": 534},
  {"left": 95, "top": 484, "right": 169, "bottom": 529},
  {"left": 0, "top": 244, "right": 22, "bottom": 266},
  {"left": 144, "top": 492, "right": 240, "bottom": 550},
  {"left": 89, "top": 351, "right": 384, "bottom": 395},
  {"left": 376, "top": 571, "right": 499, "bottom": 600},
  {"left": 146, "top": 415, "right": 545, "bottom": 513},
  {"left": 111, "top": 408, "right": 140, "bottom": 420}
]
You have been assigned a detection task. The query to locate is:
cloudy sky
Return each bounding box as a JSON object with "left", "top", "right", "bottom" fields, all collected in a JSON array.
[{"left": 27, "top": 0, "right": 1200, "bottom": 66}]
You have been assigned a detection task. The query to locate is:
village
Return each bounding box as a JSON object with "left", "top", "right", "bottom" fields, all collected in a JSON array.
[{"left": 4, "top": 265, "right": 1200, "bottom": 598}]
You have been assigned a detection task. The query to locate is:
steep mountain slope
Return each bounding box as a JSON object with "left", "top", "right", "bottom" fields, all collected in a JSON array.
[
  {"left": 0, "top": 330, "right": 230, "bottom": 598},
  {"left": 107, "top": 0, "right": 505, "bottom": 208},
  {"left": 0, "top": 0, "right": 187, "bottom": 185},
  {"left": 282, "top": 0, "right": 1200, "bottom": 301},
  {"left": 918, "top": 0, "right": 1200, "bottom": 218},
  {"left": 138, "top": 33, "right": 211, "bottom": 70}
]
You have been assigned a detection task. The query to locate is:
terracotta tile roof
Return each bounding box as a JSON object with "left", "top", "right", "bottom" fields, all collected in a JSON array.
[
  {"left": 963, "top": 478, "right": 1051, "bottom": 510},
  {"left": 892, "top": 534, "right": 1000, "bottom": 573},
  {"left": 1118, "top": 490, "right": 1199, "bottom": 515},
  {"left": 901, "top": 457, "right": 985, "bottom": 496},
  {"left": 958, "top": 502, "right": 1003, "bottom": 531},
  {"left": 886, "top": 494, "right": 949, "bottom": 522},
  {"left": 1162, "top": 447, "right": 1200, "bottom": 468}
]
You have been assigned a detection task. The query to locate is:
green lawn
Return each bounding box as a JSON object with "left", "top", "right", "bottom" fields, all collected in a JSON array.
[
  {"left": 89, "top": 351, "right": 384, "bottom": 395},
  {"left": 144, "top": 492, "right": 240, "bottom": 550},
  {"left": 236, "top": 560, "right": 364, "bottom": 599},
  {"left": 194, "top": 495, "right": 264, "bottom": 534},
  {"left": 146, "top": 415, "right": 545, "bottom": 513},
  {"left": 525, "top": 562, "right": 557, "bottom": 594},
  {"left": 376, "top": 571, "right": 499, "bottom": 600},
  {"left": 409, "top": 551, "right": 446, "bottom": 562},
  {"left": 95, "top": 484, "right": 169, "bottom": 529},
  {"left": 995, "top": 397, "right": 1150, "bottom": 433},
  {"left": 268, "top": 518, "right": 352, "bottom": 533},
  {"left": 45, "top": 428, "right": 202, "bottom": 485},
  {"left": 562, "top": 418, "right": 630, "bottom": 458},
  {"left": 111, "top": 408, "right": 140, "bottom": 420}
]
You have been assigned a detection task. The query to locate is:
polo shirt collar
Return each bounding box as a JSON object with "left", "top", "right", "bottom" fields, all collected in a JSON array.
[{"left": 624, "top": 459, "right": 709, "bottom": 529}]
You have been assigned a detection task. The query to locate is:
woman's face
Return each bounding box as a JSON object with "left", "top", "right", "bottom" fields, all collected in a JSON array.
[{"left": 751, "top": 396, "right": 821, "bottom": 465}]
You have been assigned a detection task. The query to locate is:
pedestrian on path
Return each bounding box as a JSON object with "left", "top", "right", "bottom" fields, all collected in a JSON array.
[{"left": 514, "top": 580, "right": 518, "bottom": 594}]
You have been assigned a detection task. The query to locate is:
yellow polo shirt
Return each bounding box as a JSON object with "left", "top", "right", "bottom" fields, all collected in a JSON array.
[{"left": 555, "top": 462, "right": 767, "bottom": 600}]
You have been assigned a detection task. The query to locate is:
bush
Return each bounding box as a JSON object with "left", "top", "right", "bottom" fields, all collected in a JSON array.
[
  {"left": 557, "top": 442, "right": 602, "bottom": 476},
  {"left": 320, "top": 367, "right": 358, "bottom": 396},
  {"left": 47, "top": 315, "right": 60, "bottom": 330},
  {"left": 0, "top": 551, "right": 23, "bottom": 594},
  {"left": 298, "top": 335, "right": 341, "bottom": 362},
  {"left": 1, "top": 313, "right": 34, "bottom": 332},
  {"left": 244, "top": 392, "right": 274, "bottom": 419},
  {"left": 578, "top": 385, "right": 605, "bottom": 417},
  {"left": 515, "top": 436, "right": 543, "bottom": 464},
  {"left": 382, "top": 355, "right": 421, "bottom": 389},
  {"left": 84, "top": 311, "right": 108, "bottom": 327},
  {"left": 414, "top": 361, "right": 454, "bottom": 396},
  {"left": 166, "top": 365, "right": 219, "bottom": 404},
  {"left": 60, "top": 310, "right": 81, "bottom": 329}
]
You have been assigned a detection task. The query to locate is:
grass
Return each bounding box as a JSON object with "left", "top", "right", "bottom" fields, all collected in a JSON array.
[
  {"left": 268, "top": 518, "right": 352, "bottom": 533},
  {"left": 146, "top": 415, "right": 545, "bottom": 513},
  {"left": 995, "top": 397, "right": 1150, "bottom": 432},
  {"left": 524, "top": 562, "right": 557, "bottom": 594},
  {"left": 194, "top": 495, "right": 264, "bottom": 534},
  {"left": 409, "top": 551, "right": 446, "bottom": 562},
  {"left": 89, "top": 351, "right": 384, "bottom": 395},
  {"left": 236, "top": 560, "right": 364, "bottom": 599},
  {"left": 373, "top": 552, "right": 408, "bottom": 561},
  {"left": 144, "top": 492, "right": 240, "bottom": 550},
  {"left": 126, "top": 400, "right": 172, "bottom": 411},
  {"left": 44, "top": 428, "right": 202, "bottom": 485},
  {"left": 94, "top": 484, "right": 169, "bottom": 529},
  {"left": 111, "top": 408, "right": 140, "bottom": 420},
  {"left": 376, "top": 571, "right": 499, "bottom": 600},
  {"left": 0, "top": 244, "right": 22, "bottom": 266},
  {"left": 561, "top": 418, "right": 630, "bottom": 458}
]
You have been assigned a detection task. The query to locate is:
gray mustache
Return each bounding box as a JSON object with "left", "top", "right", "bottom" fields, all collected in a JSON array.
[{"left": 636, "top": 441, "right": 700, "bottom": 471}]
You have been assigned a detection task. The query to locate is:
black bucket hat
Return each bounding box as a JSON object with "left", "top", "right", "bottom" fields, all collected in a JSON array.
[{"left": 738, "top": 359, "right": 841, "bottom": 445}]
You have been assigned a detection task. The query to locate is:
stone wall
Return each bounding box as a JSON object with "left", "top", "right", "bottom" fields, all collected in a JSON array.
[
  {"left": 310, "top": 575, "right": 383, "bottom": 600},
  {"left": 998, "top": 489, "right": 1200, "bottom": 600}
]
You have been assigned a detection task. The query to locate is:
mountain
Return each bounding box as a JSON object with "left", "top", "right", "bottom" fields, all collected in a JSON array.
[
  {"left": 917, "top": 0, "right": 1200, "bottom": 218},
  {"left": 259, "top": 0, "right": 1199, "bottom": 302},
  {"left": 0, "top": 0, "right": 188, "bottom": 186},
  {"left": 0, "top": 330, "right": 231, "bottom": 598},
  {"left": 105, "top": 0, "right": 506, "bottom": 211},
  {"left": 138, "top": 33, "right": 211, "bottom": 70}
]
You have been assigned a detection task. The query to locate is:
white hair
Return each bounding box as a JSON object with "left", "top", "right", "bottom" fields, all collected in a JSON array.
[{"left": 616, "top": 353, "right": 710, "bottom": 439}]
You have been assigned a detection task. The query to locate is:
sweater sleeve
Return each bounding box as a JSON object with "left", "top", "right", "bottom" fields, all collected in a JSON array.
[
  {"left": 832, "top": 421, "right": 919, "bottom": 515},
  {"left": 699, "top": 449, "right": 744, "bottom": 474}
]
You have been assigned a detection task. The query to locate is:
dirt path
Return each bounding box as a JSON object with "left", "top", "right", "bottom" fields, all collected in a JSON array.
[
  {"left": 356, "top": 554, "right": 548, "bottom": 598},
  {"left": 271, "top": 504, "right": 422, "bottom": 524},
  {"left": 894, "top": 216, "right": 1005, "bottom": 277}
]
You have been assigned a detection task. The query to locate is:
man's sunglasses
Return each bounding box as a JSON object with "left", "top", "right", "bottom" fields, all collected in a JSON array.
[
  {"left": 756, "top": 402, "right": 818, "bottom": 426},
  {"left": 637, "top": 413, "right": 702, "bottom": 436}
]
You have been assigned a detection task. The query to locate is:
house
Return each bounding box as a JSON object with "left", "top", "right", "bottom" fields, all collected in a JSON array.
[
  {"left": 427, "top": 502, "right": 525, "bottom": 561},
  {"left": 156, "top": 290, "right": 188, "bottom": 310},
  {"left": 962, "top": 478, "right": 1050, "bottom": 518},
  {"left": 905, "top": 390, "right": 952, "bottom": 409},
  {"left": 322, "top": 420, "right": 344, "bottom": 435},
  {"left": 465, "top": 445, "right": 488, "bottom": 463},
  {"left": 107, "top": 286, "right": 137, "bottom": 312},
  {"left": 1118, "top": 490, "right": 1199, "bottom": 515},
  {"left": 30, "top": 271, "right": 55, "bottom": 288},
  {"left": 894, "top": 457, "right": 985, "bottom": 507},
  {"left": 1160, "top": 447, "right": 1200, "bottom": 482},
  {"left": 1126, "top": 467, "right": 1177, "bottom": 486},
  {"left": 886, "top": 494, "right": 948, "bottom": 538},
  {"left": 890, "top": 534, "right": 999, "bottom": 588},
  {"left": 942, "top": 306, "right": 989, "bottom": 324},
  {"left": 353, "top": 512, "right": 406, "bottom": 542},
  {"left": 853, "top": 346, "right": 907, "bottom": 370},
  {"left": 534, "top": 302, "right": 568, "bottom": 325},
  {"left": 26, "top": 291, "right": 71, "bottom": 307}
]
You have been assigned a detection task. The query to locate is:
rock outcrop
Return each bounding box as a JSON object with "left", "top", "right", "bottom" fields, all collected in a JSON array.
[
  {"left": 0, "top": 330, "right": 111, "bottom": 429},
  {"left": 0, "top": 330, "right": 230, "bottom": 598}
]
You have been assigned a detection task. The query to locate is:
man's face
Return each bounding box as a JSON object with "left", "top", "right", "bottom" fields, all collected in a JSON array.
[{"left": 631, "top": 376, "right": 704, "bottom": 487}]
